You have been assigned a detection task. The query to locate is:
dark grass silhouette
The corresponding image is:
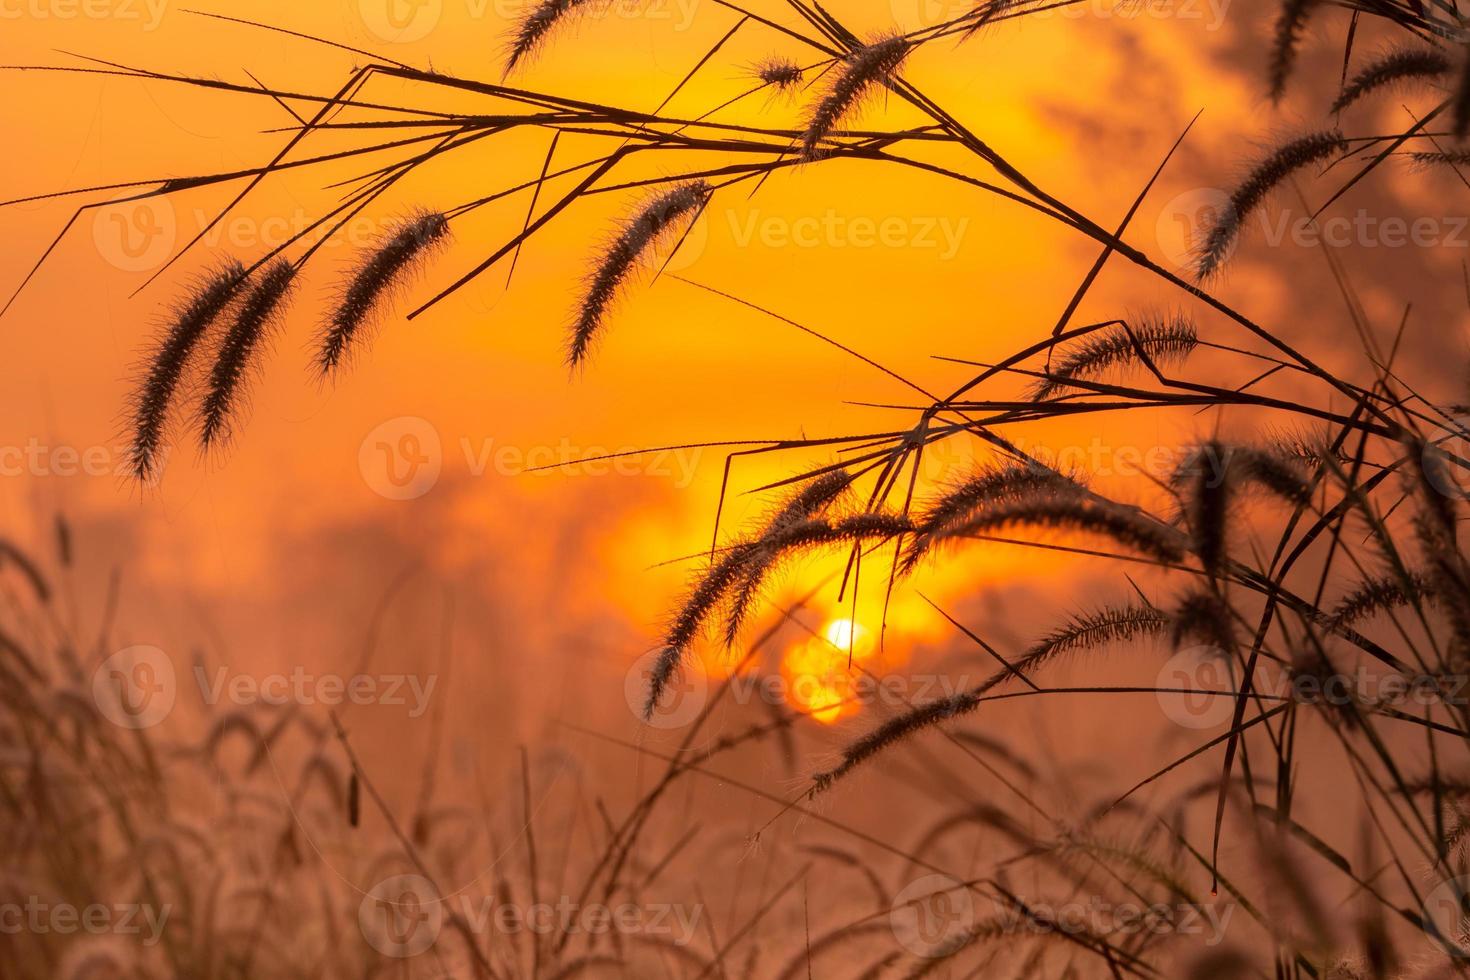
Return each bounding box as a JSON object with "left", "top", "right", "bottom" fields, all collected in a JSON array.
[{"left": 9, "top": 0, "right": 1470, "bottom": 973}]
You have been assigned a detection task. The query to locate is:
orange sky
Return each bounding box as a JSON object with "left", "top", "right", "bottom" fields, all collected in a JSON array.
[{"left": 3, "top": 0, "right": 1466, "bottom": 736}]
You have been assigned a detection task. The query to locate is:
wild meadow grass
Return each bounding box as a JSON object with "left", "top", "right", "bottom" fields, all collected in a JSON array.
[{"left": 6, "top": 0, "right": 1470, "bottom": 975}]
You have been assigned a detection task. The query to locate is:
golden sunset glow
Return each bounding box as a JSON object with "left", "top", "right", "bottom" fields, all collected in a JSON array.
[
  {"left": 780, "top": 616, "right": 876, "bottom": 724},
  {"left": 7, "top": 1, "right": 1467, "bottom": 975}
]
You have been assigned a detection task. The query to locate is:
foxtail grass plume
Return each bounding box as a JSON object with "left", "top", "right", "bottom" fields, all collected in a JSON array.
[
  {"left": 1410, "top": 456, "right": 1470, "bottom": 662},
  {"left": 905, "top": 488, "right": 1179, "bottom": 572},
  {"left": 1022, "top": 604, "right": 1171, "bottom": 671},
  {"left": 1268, "top": 0, "right": 1318, "bottom": 102},
  {"left": 1195, "top": 130, "right": 1346, "bottom": 280},
  {"left": 812, "top": 602, "right": 1171, "bottom": 793},
  {"left": 764, "top": 470, "right": 854, "bottom": 531},
  {"left": 1332, "top": 47, "right": 1450, "bottom": 114},
  {"left": 645, "top": 507, "right": 907, "bottom": 718},
  {"left": 318, "top": 211, "right": 450, "bottom": 378},
  {"left": 1171, "top": 590, "right": 1237, "bottom": 653},
  {"left": 643, "top": 541, "right": 755, "bottom": 720},
  {"left": 1454, "top": 43, "right": 1470, "bottom": 138},
  {"left": 800, "top": 35, "right": 910, "bottom": 161},
  {"left": 755, "top": 58, "right": 804, "bottom": 92},
  {"left": 1412, "top": 150, "right": 1470, "bottom": 169},
  {"left": 1327, "top": 571, "right": 1431, "bottom": 629},
  {"left": 128, "top": 260, "right": 247, "bottom": 482},
  {"left": 722, "top": 470, "right": 853, "bottom": 646},
  {"left": 1179, "top": 440, "right": 1230, "bottom": 576},
  {"left": 505, "top": 0, "right": 591, "bottom": 75},
  {"left": 568, "top": 181, "right": 712, "bottom": 369},
  {"left": 903, "top": 463, "right": 1084, "bottom": 572},
  {"left": 1031, "top": 316, "right": 1198, "bottom": 400},
  {"left": 200, "top": 260, "right": 297, "bottom": 451},
  {"left": 722, "top": 511, "right": 911, "bottom": 648},
  {"left": 962, "top": 0, "right": 1025, "bottom": 38},
  {"left": 1174, "top": 441, "right": 1309, "bottom": 575},
  {"left": 811, "top": 690, "right": 982, "bottom": 793}
]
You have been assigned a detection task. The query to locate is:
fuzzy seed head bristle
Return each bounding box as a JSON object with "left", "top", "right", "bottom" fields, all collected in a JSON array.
[
  {"left": 1269, "top": 0, "right": 1319, "bottom": 102},
  {"left": 1327, "top": 571, "right": 1433, "bottom": 629},
  {"left": 911, "top": 492, "right": 1185, "bottom": 569},
  {"left": 811, "top": 691, "right": 981, "bottom": 792},
  {"left": 1032, "top": 316, "right": 1198, "bottom": 401},
  {"left": 962, "top": 0, "right": 1024, "bottom": 37},
  {"left": 1412, "top": 150, "right": 1470, "bottom": 170},
  {"left": 319, "top": 210, "right": 450, "bottom": 379},
  {"left": 568, "top": 181, "right": 712, "bottom": 370},
  {"left": 1454, "top": 44, "right": 1470, "bottom": 138},
  {"left": 200, "top": 259, "right": 297, "bottom": 452},
  {"left": 1333, "top": 47, "right": 1451, "bottom": 114},
  {"left": 128, "top": 259, "right": 247, "bottom": 482},
  {"left": 756, "top": 58, "right": 804, "bottom": 91},
  {"left": 800, "top": 35, "right": 910, "bottom": 161},
  {"left": 1172, "top": 590, "right": 1238, "bottom": 654},
  {"left": 1173, "top": 442, "right": 1309, "bottom": 574},
  {"left": 644, "top": 540, "right": 756, "bottom": 719},
  {"left": 505, "top": 0, "right": 590, "bottom": 75},
  {"left": 1196, "top": 130, "right": 1346, "bottom": 280},
  {"left": 722, "top": 471, "right": 854, "bottom": 646},
  {"left": 904, "top": 463, "right": 1085, "bottom": 573}
]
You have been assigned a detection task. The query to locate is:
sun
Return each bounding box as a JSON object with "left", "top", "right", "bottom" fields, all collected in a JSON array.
[
  {"left": 824, "top": 617, "right": 864, "bottom": 651},
  {"left": 780, "top": 618, "right": 878, "bottom": 724}
]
